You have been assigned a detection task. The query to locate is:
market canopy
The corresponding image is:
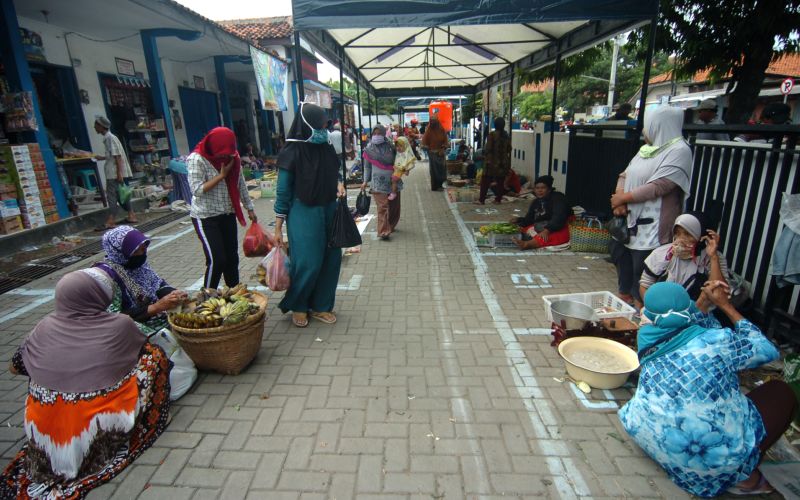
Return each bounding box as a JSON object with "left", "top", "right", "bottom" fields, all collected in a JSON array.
[{"left": 292, "top": 0, "right": 659, "bottom": 97}]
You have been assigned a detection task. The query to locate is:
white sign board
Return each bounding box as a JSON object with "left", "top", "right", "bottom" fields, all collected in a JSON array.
[{"left": 780, "top": 78, "right": 794, "bottom": 96}]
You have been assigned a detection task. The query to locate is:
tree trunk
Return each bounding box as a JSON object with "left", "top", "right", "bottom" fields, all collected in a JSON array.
[{"left": 726, "top": 0, "right": 783, "bottom": 124}]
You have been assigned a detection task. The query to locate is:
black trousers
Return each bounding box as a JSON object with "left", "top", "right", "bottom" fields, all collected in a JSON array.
[
  {"left": 611, "top": 241, "right": 651, "bottom": 303},
  {"left": 192, "top": 213, "right": 240, "bottom": 289}
]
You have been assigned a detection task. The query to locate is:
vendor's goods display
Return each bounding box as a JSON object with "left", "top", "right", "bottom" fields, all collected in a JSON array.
[
  {"left": 168, "top": 284, "right": 267, "bottom": 375},
  {"left": 475, "top": 222, "right": 519, "bottom": 247},
  {"left": 557, "top": 336, "right": 639, "bottom": 390},
  {"left": 0, "top": 144, "right": 58, "bottom": 230}
]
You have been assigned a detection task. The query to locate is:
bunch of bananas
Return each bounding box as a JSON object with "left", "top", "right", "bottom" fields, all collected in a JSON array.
[
  {"left": 170, "top": 284, "right": 261, "bottom": 330},
  {"left": 171, "top": 311, "right": 223, "bottom": 329}
]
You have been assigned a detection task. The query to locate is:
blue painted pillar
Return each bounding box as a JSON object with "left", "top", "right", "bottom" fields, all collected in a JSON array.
[
  {"left": 141, "top": 29, "right": 200, "bottom": 158},
  {"left": 0, "top": 0, "right": 69, "bottom": 217},
  {"left": 214, "top": 56, "right": 233, "bottom": 128}
]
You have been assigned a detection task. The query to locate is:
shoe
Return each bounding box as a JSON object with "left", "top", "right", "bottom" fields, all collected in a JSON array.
[
  {"left": 310, "top": 311, "right": 337, "bottom": 324},
  {"left": 388, "top": 192, "right": 397, "bottom": 201}
]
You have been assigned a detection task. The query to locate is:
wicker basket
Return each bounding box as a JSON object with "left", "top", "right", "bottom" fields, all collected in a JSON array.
[
  {"left": 169, "top": 293, "right": 268, "bottom": 375},
  {"left": 446, "top": 160, "right": 465, "bottom": 174}
]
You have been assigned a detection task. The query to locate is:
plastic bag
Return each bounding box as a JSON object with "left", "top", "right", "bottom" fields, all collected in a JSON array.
[
  {"left": 780, "top": 192, "right": 800, "bottom": 234},
  {"left": 117, "top": 183, "right": 133, "bottom": 205},
  {"left": 356, "top": 189, "right": 371, "bottom": 216},
  {"left": 329, "top": 197, "right": 362, "bottom": 248},
  {"left": 261, "top": 246, "right": 291, "bottom": 291},
  {"left": 150, "top": 328, "right": 197, "bottom": 400},
  {"left": 243, "top": 222, "right": 273, "bottom": 257},
  {"left": 607, "top": 216, "right": 630, "bottom": 244}
]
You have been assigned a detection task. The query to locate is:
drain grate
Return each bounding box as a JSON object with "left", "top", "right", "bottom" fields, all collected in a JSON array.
[{"left": 0, "top": 211, "right": 189, "bottom": 295}]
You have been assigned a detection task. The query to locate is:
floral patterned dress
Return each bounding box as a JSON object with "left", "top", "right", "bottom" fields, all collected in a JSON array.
[{"left": 618, "top": 311, "right": 779, "bottom": 497}]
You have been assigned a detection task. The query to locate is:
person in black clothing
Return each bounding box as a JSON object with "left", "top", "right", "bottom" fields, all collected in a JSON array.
[
  {"left": 610, "top": 103, "right": 632, "bottom": 121},
  {"left": 511, "top": 175, "right": 572, "bottom": 250}
]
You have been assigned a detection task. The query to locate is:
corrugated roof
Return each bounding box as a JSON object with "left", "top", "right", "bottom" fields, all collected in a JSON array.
[
  {"left": 650, "top": 53, "right": 800, "bottom": 85},
  {"left": 220, "top": 16, "right": 294, "bottom": 43}
]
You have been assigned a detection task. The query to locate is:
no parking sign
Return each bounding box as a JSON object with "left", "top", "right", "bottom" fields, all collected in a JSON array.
[{"left": 781, "top": 77, "right": 794, "bottom": 102}]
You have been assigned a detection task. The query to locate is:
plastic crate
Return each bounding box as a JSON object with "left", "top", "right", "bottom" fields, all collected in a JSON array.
[
  {"left": 490, "top": 232, "right": 518, "bottom": 247},
  {"left": 542, "top": 291, "right": 636, "bottom": 322},
  {"left": 473, "top": 231, "right": 492, "bottom": 247}
]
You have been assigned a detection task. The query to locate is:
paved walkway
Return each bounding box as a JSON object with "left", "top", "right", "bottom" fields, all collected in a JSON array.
[{"left": 0, "top": 163, "right": 691, "bottom": 499}]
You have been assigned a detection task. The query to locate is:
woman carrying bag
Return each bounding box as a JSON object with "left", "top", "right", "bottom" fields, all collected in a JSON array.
[{"left": 274, "top": 102, "right": 346, "bottom": 328}]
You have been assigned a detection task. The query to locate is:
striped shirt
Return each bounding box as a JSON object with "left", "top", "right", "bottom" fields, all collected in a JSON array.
[{"left": 187, "top": 152, "right": 254, "bottom": 220}]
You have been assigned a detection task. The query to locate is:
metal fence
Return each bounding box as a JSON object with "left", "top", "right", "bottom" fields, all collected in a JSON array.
[{"left": 565, "top": 123, "right": 800, "bottom": 328}]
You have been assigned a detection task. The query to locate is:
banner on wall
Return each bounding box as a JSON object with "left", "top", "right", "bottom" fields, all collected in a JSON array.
[{"left": 250, "top": 46, "right": 288, "bottom": 111}]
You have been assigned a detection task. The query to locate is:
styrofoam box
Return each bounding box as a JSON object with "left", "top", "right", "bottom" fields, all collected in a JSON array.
[{"left": 542, "top": 291, "right": 637, "bottom": 322}]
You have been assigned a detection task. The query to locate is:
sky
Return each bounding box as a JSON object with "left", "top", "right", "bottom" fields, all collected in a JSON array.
[{"left": 174, "top": 0, "right": 342, "bottom": 82}]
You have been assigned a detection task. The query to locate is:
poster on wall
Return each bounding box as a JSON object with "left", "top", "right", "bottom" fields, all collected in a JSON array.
[{"left": 250, "top": 46, "right": 288, "bottom": 111}]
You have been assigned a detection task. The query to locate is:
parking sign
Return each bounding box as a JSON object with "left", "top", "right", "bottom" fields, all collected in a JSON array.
[{"left": 781, "top": 78, "right": 794, "bottom": 95}]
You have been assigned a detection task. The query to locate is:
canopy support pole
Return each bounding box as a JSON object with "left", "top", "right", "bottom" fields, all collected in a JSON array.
[
  {"left": 368, "top": 94, "right": 373, "bottom": 130},
  {"left": 398, "top": 106, "right": 402, "bottom": 134},
  {"left": 338, "top": 48, "right": 347, "bottom": 183},
  {"left": 637, "top": 12, "right": 659, "bottom": 135},
  {"left": 356, "top": 78, "right": 364, "bottom": 154},
  {"left": 471, "top": 91, "right": 477, "bottom": 149},
  {"left": 508, "top": 72, "right": 514, "bottom": 131},
  {"left": 547, "top": 53, "right": 561, "bottom": 176},
  {"left": 294, "top": 31, "right": 305, "bottom": 102}
]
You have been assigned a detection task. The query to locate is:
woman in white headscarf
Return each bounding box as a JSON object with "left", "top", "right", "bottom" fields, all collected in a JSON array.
[{"left": 610, "top": 106, "right": 693, "bottom": 307}]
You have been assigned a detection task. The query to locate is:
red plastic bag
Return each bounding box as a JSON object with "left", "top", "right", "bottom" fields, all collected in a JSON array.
[
  {"left": 261, "top": 246, "right": 290, "bottom": 291},
  {"left": 243, "top": 222, "right": 274, "bottom": 257}
]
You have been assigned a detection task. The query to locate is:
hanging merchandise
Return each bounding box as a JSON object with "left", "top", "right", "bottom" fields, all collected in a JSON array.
[
  {"left": 250, "top": 46, "right": 289, "bottom": 111},
  {"left": 0, "top": 144, "right": 57, "bottom": 229},
  {"left": 3, "top": 92, "right": 38, "bottom": 132}
]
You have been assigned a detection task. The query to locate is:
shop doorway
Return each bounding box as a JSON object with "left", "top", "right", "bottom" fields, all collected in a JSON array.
[
  {"left": 179, "top": 87, "right": 221, "bottom": 150},
  {"left": 29, "top": 63, "right": 90, "bottom": 152}
]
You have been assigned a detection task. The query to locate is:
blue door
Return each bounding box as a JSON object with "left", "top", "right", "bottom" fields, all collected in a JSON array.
[{"left": 179, "top": 87, "right": 221, "bottom": 151}]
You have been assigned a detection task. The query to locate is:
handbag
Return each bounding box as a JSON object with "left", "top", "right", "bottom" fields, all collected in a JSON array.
[
  {"left": 329, "top": 197, "right": 362, "bottom": 248},
  {"left": 356, "top": 189, "right": 371, "bottom": 216},
  {"left": 569, "top": 216, "right": 611, "bottom": 253}
]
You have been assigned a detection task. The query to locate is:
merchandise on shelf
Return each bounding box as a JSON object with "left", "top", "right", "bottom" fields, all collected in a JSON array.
[
  {"left": 3, "top": 92, "right": 38, "bottom": 132},
  {"left": 0, "top": 144, "right": 55, "bottom": 229},
  {"left": 0, "top": 215, "right": 23, "bottom": 235}
]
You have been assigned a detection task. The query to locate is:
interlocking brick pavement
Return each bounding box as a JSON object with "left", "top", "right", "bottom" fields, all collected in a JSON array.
[{"left": 0, "top": 163, "right": 696, "bottom": 499}]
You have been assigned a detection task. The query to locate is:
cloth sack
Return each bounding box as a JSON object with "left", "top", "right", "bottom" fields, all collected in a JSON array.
[
  {"left": 150, "top": 328, "right": 197, "bottom": 400},
  {"left": 329, "top": 197, "right": 362, "bottom": 248},
  {"left": 356, "top": 189, "right": 371, "bottom": 216},
  {"left": 569, "top": 216, "right": 611, "bottom": 253}
]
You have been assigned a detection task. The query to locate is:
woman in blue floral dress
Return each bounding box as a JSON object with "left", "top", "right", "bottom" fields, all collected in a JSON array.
[{"left": 619, "top": 281, "right": 797, "bottom": 497}]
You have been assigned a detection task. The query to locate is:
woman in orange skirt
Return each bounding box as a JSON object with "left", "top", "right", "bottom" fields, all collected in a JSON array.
[{"left": 1, "top": 269, "right": 170, "bottom": 499}]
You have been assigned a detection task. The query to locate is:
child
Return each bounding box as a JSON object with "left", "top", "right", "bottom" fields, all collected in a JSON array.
[{"left": 389, "top": 136, "right": 415, "bottom": 201}]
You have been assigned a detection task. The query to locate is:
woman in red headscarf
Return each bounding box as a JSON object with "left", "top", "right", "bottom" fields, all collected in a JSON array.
[{"left": 187, "top": 127, "right": 256, "bottom": 289}]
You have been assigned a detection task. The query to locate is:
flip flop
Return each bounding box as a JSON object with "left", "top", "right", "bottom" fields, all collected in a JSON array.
[
  {"left": 310, "top": 311, "right": 337, "bottom": 324},
  {"left": 727, "top": 471, "right": 774, "bottom": 495},
  {"left": 292, "top": 313, "right": 308, "bottom": 328}
]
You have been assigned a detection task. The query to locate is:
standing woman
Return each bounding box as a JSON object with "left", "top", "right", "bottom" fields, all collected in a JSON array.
[
  {"left": 421, "top": 117, "right": 449, "bottom": 191},
  {"left": 478, "top": 117, "right": 512, "bottom": 204},
  {"left": 274, "top": 103, "right": 346, "bottom": 328},
  {"left": 187, "top": 127, "right": 256, "bottom": 289},
  {"left": 361, "top": 125, "right": 398, "bottom": 240},
  {"left": 610, "top": 106, "right": 692, "bottom": 307}
]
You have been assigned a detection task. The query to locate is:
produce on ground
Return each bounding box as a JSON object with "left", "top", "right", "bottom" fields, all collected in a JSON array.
[
  {"left": 169, "top": 284, "right": 260, "bottom": 329},
  {"left": 479, "top": 223, "right": 519, "bottom": 235}
]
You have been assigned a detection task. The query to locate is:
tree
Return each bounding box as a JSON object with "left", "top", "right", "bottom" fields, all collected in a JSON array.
[
  {"left": 323, "top": 79, "right": 398, "bottom": 117},
  {"left": 514, "top": 91, "right": 553, "bottom": 120},
  {"left": 628, "top": 0, "right": 800, "bottom": 124}
]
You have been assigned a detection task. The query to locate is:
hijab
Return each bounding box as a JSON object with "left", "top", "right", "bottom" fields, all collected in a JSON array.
[
  {"left": 624, "top": 106, "right": 693, "bottom": 227},
  {"left": 19, "top": 270, "right": 145, "bottom": 393},
  {"left": 422, "top": 118, "right": 448, "bottom": 151},
  {"left": 393, "top": 136, "right": 416, "bottom": 171},
  {"left": 96, "top": 226, "right": 164, "bottom": 310},
  {"left": 277, "top": 102, "right": 340, "bottom": 206},
  {"left": 637, "top": 282, "right": 706, "bottom": 364},
  {"left": 364, "top": 125, "right": 396, "bottom": 167},
  {"left": 193, "top": 127, "right": 246, "bottom": 225}
]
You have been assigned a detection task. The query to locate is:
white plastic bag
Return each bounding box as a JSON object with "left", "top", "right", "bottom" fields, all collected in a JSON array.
[
  {"left": 780, "top": 192, "right": 800, "bottom": 234},
  {"left": 151, "top": 328, "right": 197, "bottom": 400}
]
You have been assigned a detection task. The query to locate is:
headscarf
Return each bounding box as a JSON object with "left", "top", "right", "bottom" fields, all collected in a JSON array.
[
  {"left": 624, "top": 106, "right": 693, "bottom": 228},
  {"left": 19, "top": 270, "right": 145, "bottom": 393},
  {"left": 277, "top": 102, "right": 340, "bottom": 206},
  {"left": 96, "top": 226, "right": 165, "bottom": 310},
  {"left": 494, "top": 117, "right": 509, "bottom": 139},
  {"left": 637, "top": 282, "right": 706, "bottom": 364},
  {"left": 364, "top": 124, "right": 396, "bottom": 169},
  {"left": 193, "top": 127, "right": 246, "bottom": 225},
  {"left": 422, "top": 118, "right": 448, "bottom": 152},
  {"left": 393, "top": 136, "right": 416, "bottom": 171}
]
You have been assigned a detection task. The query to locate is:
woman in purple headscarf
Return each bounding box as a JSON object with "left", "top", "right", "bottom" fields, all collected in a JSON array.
[{"left": 94, "top": 226, "right": 187, "bottom": 333}]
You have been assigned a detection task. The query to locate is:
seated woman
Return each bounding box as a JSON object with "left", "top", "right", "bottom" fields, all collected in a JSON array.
[
  {"left": 619, "top": 281, "right": 797, "bottom": 498},
  {"left": 2, "top": 269, "right": 170, "bottom": 498},
  {"left": 640, "top": 212, "right": 732, "bottom": 301},
  {"left": 511, "top": 175, "right": 572, "bottom": 250},
  {"left": 95, "top": 226, "right": 186, "bottom": 335},
  {"left": 503, "top": 169, "right": 522, "bottom": 196}
]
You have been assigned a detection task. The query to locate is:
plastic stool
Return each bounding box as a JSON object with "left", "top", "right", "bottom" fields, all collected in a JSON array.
[{"left": 74, "top": 168, "right": 97, "bottom": 190}]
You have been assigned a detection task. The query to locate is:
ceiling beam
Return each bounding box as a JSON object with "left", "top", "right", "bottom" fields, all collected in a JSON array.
[{"left": 374, "top": 86, "right": 475, "bottom": 98}]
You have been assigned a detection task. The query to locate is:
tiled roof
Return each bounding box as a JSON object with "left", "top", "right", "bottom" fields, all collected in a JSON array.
[
  {"left": 650, "top": 53, "right": 800, "bottom": 84},
  {"left": 219, "top": 16, "right": 294, "bottom": 43},
  {"left": 520, "top": 79, "right": 553, "bottom": 93}
]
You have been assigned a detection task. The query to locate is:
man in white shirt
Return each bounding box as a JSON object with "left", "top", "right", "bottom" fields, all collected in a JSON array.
[
  {"left": 94, "top": 115, "right": 137, "bottom": 229},
  {"left": 329, "top": 123, "right": 343, "bottom": 155},
  {"left": 693, "top": 99, "right": 729, "bottom": 141}
]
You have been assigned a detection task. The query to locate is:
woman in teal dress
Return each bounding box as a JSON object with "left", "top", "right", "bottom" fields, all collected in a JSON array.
[{"left": 274, "top": 102, "right": 346, "bottom": 328}]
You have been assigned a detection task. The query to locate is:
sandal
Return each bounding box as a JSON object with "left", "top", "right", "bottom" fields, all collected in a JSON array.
[
  {"left": 727, "top": 470, "right": 774, "bottom": 495},
  {"left": 292, "top": 312, "right": 309, "bottom": 328},
  {"left": 310, "top": 311, "right": 337, "bottom": 324}
]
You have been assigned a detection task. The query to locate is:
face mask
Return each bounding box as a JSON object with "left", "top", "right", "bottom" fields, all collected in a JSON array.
[
  {"left": 371, "top": 135, "right": 385, "bottom": 145},
  {"left": 671, "top": 240, "right": 694, "bottom": 260},
  {"left": 125, "top": 253, "right": 147, "bottom": 269},
  {"left": 309, "top": 128, "right": 329, "bottom": 144}
]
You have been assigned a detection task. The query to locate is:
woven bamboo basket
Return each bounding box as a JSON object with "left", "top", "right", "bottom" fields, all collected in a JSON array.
[
  {"left": 446, "top": 160, "right": 465, "bottom": 174},
  {"left": 168, "top": 293, "right": 268, "bottom": 375}
]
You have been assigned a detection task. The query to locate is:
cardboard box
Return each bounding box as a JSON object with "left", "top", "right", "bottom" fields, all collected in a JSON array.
[
  {"left": 0, "top": 199, "right": 20, "bottom": 218},
  {"left": 0, "top": 215, "right": 23, "bottom": 235}
]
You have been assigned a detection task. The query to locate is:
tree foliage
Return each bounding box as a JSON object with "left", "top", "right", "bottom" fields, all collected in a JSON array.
[{"left": 323, "top": 79, "right": 398, "bottom": 117}]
